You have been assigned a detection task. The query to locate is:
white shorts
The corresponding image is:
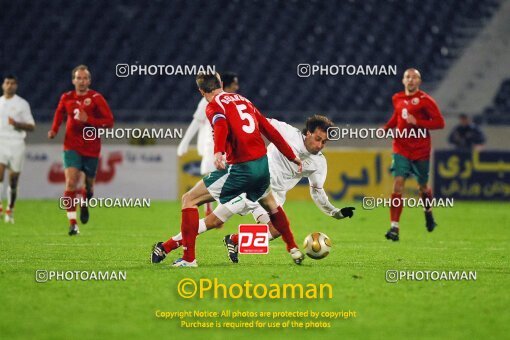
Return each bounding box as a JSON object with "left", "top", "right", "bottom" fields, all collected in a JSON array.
[
  {"left": 0, "top": 140, "right": 25, "bottom": 172},
  {"left": 217, "top": 190, "right": 287, "bottom": 224}
]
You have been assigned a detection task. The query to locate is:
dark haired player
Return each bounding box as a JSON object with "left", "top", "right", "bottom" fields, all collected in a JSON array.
[
  {"left": 48, "top": 65, "right": 114, "bottom": 235},
  {"left": 383, "top": 68, "right": 444, "bottom": 241},
  {"left": 153, "top": 72, "right": 304, "bottom": 267},
  {"left": 152, "top": 114, "right": 355, "bottom": 263},
  {"left": 0, "top": 75, "right": 35, "bottom": 223}
]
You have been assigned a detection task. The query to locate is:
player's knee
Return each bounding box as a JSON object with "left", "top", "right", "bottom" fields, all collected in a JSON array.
[
  {"left": 393, "top": 178, "right": 405, "bottom": 193},
  {"left": 181, "top": 192, "right": 191, "bottom": 208},
  {"left": 205, "top": 214, "right": 224, "bottom": 229},
  {"left": 66, "top": 179, "right": 78, "bottom": 190}
]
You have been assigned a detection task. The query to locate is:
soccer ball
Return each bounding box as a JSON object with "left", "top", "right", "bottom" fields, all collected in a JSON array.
[{"left": 303, "top": 232, "right": 332, "bottom": 260}]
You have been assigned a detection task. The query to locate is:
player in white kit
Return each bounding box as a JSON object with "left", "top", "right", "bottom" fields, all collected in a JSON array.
[
  {"left": 151, "top": 114, "right": 355, "bottom": 264},
  {"left": 177, "top": 72, "right": 239, "bottom": 215},
  {"left": 0, "top": 75, "right": 36, "bottom": 223}
]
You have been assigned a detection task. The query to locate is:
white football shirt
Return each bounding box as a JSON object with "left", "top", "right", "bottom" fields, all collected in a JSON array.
[
  {"left": 0, "top": 94, "right": 35, "bottom": 140},
  {"left": 266, "top": 119, "right": 327, "bottom": 193}
]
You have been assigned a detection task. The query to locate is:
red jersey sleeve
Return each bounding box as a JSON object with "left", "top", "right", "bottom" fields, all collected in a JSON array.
[
  {"left": 51, "top": 93, "right": 67, "bottom": 133},
  {"left": 254, "top": 108, "right": 296, "bottom": 161},
  {"left": 86, "top": 94, "right": 114, "bottom": 128},
  {"left": 415, "top": 96, "right": 445, "bottom": 130},
  {"left": 384, "top": 95, "right": 398, "bottom": 130},
  {"left": 206, "top": 101, "right": 228, "bottom": 154}
]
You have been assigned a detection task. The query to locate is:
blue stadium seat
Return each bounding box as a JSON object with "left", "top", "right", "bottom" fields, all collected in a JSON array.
[{"left": 0, "top": 0, "right": 501, "bottom": 123}]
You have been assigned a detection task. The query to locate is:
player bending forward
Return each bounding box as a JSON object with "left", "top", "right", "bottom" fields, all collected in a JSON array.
[
  {"left": 152, "top": 115, "right": 355, "bottom": 263},
  {"left": 153, "top": 72, "right": 304, "bottom": 267},
  {"left": 177, "top": 72, "right": 239, "bottom": 215},
  {"left": 383, "top": 68, "right": 444, "bottom": 241}
]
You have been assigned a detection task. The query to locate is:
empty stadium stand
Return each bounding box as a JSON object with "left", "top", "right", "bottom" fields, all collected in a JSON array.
[
  {"left": 0, "top": 0, "right": 501, "bottom": 123},
  {"left": 479, "top": 78, "right": 510, "bottom": 124}
]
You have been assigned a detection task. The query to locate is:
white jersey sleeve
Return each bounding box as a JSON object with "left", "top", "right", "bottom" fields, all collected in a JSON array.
[
  {"left": 267, "top": 118, "right": 298, "bottom": 141},
  {"left": 195, "top": 98, "right": 213, "bottom": 157},
  {"left": 0, "top": 95, "right": 35, "bottom": 140},
  {"left": 308, "top": 157, "right": 339, "bottom": 216},
  {"left": 177, "top": 98, "right": 208, "bottom": 156},
  {"left": 193, "top": 97, "right": 208, "bottom": 122},
  {"left": 20, "top": 98, "right": 35, "bottom": 126}
]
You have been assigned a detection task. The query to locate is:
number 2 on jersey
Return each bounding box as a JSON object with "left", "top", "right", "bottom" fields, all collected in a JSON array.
[{"left": 235, "top": 104, "right": 255, "bottom": 134}]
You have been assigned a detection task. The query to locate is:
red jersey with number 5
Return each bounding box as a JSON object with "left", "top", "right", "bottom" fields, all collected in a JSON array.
[
  {"left": 205, "top": 92, "right": 296, "bottom": 164},
  {"left": 384, "top": 90, "right": 444, "bottom": 161},
  {"left": 51, "top": 89, "right": 114, "bottom": 157}
]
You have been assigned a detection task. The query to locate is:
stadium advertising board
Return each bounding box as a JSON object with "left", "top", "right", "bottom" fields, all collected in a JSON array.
[
  {"left": 434, "top": 150, "right": 510, "bottom": 201},
  {"left": 20, "top": 145, "right": 178, "bottom": 199}
]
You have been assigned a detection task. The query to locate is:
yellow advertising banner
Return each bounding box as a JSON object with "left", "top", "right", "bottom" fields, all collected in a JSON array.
[{"left": 178, "top": 148, "right": 419, "bottom": 201}]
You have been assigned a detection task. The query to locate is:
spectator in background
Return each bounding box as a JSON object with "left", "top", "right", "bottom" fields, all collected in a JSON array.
[{"left": 448, "top": 114, "right": 485, "bottom": 151}]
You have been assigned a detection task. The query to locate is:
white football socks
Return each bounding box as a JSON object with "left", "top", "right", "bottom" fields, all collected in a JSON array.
[{"left": 172, "top": 218, "right": 208, "bottom": 241}]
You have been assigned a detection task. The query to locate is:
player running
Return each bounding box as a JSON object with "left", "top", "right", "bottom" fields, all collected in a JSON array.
[
  {"left": 177, "top": 72, "right": 239, "bottom": 215},
  {"left": 0, "top": 75, "right": 35, "bottom": 223},
  {"left": 383, "top": 68, "right": 444, "bottom": 241},
  {"left": 154, "top": 72, "right": 303, "bottom": 267},
  {"left": 151, "top": 115, "right": 356, "bottom": 263},
  {"left": 48, "top": 65, "right": 114, "bottom": 236}
]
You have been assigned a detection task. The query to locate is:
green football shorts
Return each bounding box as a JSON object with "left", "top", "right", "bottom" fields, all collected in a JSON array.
[
  {"left": 390, "top": 153, "right": 430, "bottom": 185},
  {"left": 203, "top": 155, "right": 271, "bottom": 204},
  {"left": 63, "top": 150, "right": 99, "bottom": 178}
]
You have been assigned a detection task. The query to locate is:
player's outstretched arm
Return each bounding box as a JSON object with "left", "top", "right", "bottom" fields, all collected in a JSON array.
[
  {"left": 177, "top": 118, "right": 200, "bottom": 156},
  {"left": 309, "top": 186, "right": 355, "bottom": 219},
  {"left": 49, "top": 93, "right": 66, "bottom": 138},
  {"left": 178, "top": 99, "right": 208, "bottom": 156},
  {"left": 308, "top": 165, "right": 355, "bottom": 219},
  {"left": 254, "top": 109, "right": 297, "bottom": 162}
]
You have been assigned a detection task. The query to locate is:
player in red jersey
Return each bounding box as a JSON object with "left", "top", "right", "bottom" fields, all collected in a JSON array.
[
  {"left": 383, "top": 68, "right": 445, "bottom": 241},
  {"left": 48, "top": 65, "right": 114, "bottom": 236},
  {"left": 154, "top": 72, "right": 303, "bottom": 267}
]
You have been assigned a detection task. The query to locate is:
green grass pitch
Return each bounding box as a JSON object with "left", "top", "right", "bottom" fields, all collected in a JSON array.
[{"left": 0, "top": 200, "right": 509, "bottom": 339}]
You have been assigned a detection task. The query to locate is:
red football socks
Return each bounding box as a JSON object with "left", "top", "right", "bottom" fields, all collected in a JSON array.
[
  {"left": 390, "top": 193, "right": 403, "bottom": 223},
  {"left": 181, "top": 208, "right": 199, "bottom": 262},
  {"left": 162, "top": 238, "right": 180, "bottom": 253},
  {"left": 64, "top": 190, "right": 77, "bottom": 225},
  {"left": 269, "top": 206, "right": 297, "bottom": 252}
]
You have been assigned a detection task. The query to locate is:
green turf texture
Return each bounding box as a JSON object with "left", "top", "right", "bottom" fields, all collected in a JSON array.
[{"left": 0, "top": 200, "right": 508, "bottom": 339}]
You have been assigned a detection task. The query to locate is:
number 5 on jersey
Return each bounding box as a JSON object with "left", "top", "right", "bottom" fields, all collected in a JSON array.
[{"left": 236, "top": 104, "right": 255, "bottom": 133}]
